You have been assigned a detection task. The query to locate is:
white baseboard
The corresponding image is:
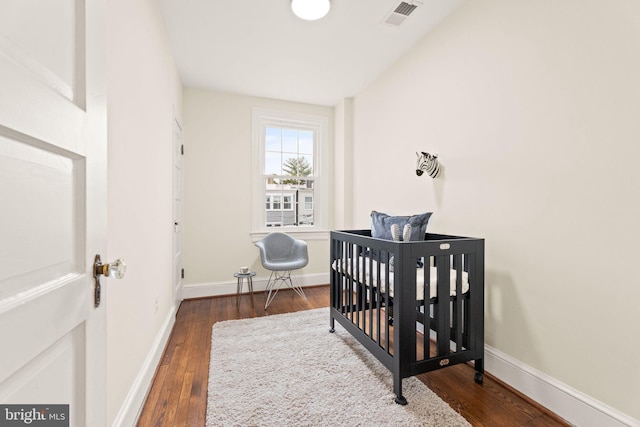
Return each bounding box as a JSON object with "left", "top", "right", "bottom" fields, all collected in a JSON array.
[
  {"left": 484, "top": 345, "right": 639, "bottom": 427},
  {"left": 417, "top": 325, "right": 638, "bottom": 426},
  {"left": 183, "top": 272, "right": 329, "bottom": 299},
  {"left": 112, "top": 304, "right": 178, "bottom": 427}
]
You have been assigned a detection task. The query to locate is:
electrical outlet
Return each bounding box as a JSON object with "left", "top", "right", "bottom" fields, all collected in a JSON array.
[{"left": 154, "top": 296, "right": 159, "bottom": 313}]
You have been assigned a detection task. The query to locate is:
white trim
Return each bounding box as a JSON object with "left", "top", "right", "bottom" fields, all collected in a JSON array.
[
  {"left": 183, "top": 272, "right": 329, "bottom": 299},
  {"left": 250, "top": 229, "right": 329, "bottom": 242},
  {"left": 112, "top": 304, "right": 178, "bottom": 427},
  {"left": 484, "top": 345, "right": 639, "bottom": 427}
]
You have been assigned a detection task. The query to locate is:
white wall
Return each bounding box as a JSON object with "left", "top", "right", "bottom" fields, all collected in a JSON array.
[
  {"left": 350, "top": 0, "right": 640, "bottom": 422},
  {"left": 182, "top": 88, "right": 333, "bottom": 295},
  {"left": 334, "top": 98, "right": 354, "bottom": 230},
  {"left": 106, "top": 0, "right": 182, "bottom": 425}
]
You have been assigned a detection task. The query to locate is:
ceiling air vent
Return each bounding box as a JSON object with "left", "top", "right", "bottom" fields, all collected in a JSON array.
[{"left": 383, "top": 1, "right": 421, "bottom": 27}]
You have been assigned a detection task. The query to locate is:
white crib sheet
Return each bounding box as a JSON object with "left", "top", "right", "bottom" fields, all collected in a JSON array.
[{"left": 332, "top": 257, "right": 469, "bottom": 300}]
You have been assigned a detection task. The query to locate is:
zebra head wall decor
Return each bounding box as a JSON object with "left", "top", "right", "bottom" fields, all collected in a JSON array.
[{"left": 416, "top": 151, "right": 441, "bottom": 178}]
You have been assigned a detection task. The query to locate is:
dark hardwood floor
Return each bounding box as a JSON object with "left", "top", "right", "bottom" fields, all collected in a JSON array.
[{"left": 137, "top": 286, "right": 569, "bottom": 426}]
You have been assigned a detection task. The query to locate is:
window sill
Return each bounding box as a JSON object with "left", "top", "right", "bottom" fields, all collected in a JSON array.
[{"left": 250, "top": 229, "right": 329, "bottom": 243}]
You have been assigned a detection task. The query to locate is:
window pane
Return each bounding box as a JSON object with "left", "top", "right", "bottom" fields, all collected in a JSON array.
[
  {"left": 267, "top": 208, "right": 283, "bottom": 227},
  {"left": 298, "top": 187, "right": 314, "bottom": 226},
  {"left": 265, "top": 127, "right": 281, "bottom": 151},
  {"left": 282, "top": 153, "right": 298, "bottom": 177},
  {"left": 299, "top": 131, "right": 314, "bottom": 155},
  {"left": 265, "top": 151, "right": 281, "bottom": 175},
  {"left": 265, "top": 180, "right": 313, "bottom": 226},
  {"left": 283, "top": 157, "right": 312, "bottom": 182},
  {"left": 300, "top": 154, "right": 313, "bottom": 175},
  {"left": 282, "top": 128, "right": 298, "bottom": 153}
]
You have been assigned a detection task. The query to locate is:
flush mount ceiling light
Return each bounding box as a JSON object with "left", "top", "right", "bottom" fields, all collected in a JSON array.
[{"left": 291, "top": 0, "right": 331, "bottom": 21}]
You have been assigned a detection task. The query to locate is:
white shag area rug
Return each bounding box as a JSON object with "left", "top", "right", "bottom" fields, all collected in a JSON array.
[{"left": 206, "top": 308, "right": 470, "bottom": 427}]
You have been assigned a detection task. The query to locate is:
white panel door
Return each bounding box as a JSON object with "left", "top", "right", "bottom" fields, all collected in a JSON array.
[{"left": 0, "top": 1, "right": 107, "bottom": 426}]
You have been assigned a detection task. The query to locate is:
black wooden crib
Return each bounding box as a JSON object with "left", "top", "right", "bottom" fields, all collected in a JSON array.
[{"left": 329, "top": 230, "right": 485, "bottom": 405}]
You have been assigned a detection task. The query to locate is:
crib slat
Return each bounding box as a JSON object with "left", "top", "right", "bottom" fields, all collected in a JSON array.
[
  {"left": 362, "top": 248, "right": 373, "bottom": 337},
  {"left": 422, "top": 259, "right": 430, "bottom": 360},
  {"left": 360, "top": 248, "right": 365, "bottom": 332},
  {"left": 436, "top": 254, "right": 451, "bottom": 357},
  {"left": 362, "top": 247, "right": 368, "bottom": 332},
  {"left": 454, "top": 253, "right": 463, "bottom": 352},
  {"left": 357, "top": 245, "right": 363, "bottom": 328},
  {"left": 340, "top": 242, "right": 346, "bottom": 315},
  {"left": 384, "top": 250, "right": 390, "bottom": 354},
  {"left": 353, "top": 244, "right": 359, "bottom": 325},
  {"left": 342, "top": 243, "right": 347, "bottom": 318},
  {"left": 375, "top": 248, "right": 382, "bottom": 347},
  {"left": 357, "top": 247, "right": 363, "bottom": 332},
  {"left": 348, "top": 243, "right": 354, "bottom": 322}
]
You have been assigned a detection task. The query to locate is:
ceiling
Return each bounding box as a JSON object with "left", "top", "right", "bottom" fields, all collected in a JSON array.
[{"left": 157, "top": 0, "right": 466, "bottom": 106}]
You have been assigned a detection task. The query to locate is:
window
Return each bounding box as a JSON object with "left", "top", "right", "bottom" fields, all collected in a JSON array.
[
  {"left": 252, "top": 108, "right": 328, "bottom": 238},
  {"left": 266, "top": 194, "right": 294, "bottom": 211},
  {"left": 283, "top": 195, "right": 293, "bottom": 210}
]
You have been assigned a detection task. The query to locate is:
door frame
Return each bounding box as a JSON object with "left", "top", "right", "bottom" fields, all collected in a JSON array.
[{"left": 173, "top": 117, "right": 184, "bottom": 306}]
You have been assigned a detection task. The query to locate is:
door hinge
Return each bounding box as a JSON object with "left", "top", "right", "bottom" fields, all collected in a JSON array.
[
  {"left": 181, "top": 144, "right": 184, "bottom": 155},
  {"left": 181, "top": 268, "right": 185, "bottom": 279}
]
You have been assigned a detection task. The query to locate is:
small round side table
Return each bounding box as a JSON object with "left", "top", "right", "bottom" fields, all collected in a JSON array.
[{"left": 234, "top": 271, "right": 256, "bottom": 307}]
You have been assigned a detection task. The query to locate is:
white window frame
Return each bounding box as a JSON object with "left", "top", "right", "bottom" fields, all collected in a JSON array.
[{"left": 252, "top": 108, "right": 328, "bottom": 240}]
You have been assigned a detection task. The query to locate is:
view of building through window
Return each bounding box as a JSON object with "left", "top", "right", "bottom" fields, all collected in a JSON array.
[{"left": 264, "top": 126, "right": 315, "bottom": 227}]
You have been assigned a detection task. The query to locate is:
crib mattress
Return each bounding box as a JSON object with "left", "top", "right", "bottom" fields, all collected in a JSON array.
[{"left": 332, "top": 257, "right": 469, "bottom": 300}]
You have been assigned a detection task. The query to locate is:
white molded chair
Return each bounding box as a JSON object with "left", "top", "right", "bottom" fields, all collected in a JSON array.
[{"left": 255, "top": 232, "right": 308, "bottom": 309}]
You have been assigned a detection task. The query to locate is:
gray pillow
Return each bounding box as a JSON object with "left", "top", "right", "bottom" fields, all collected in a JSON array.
[{"left": 371, "top": 211, "right": 432, "bottom": 241}]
